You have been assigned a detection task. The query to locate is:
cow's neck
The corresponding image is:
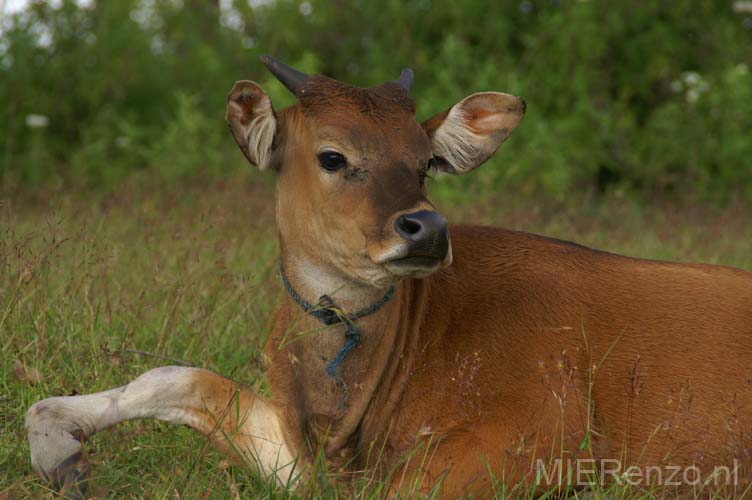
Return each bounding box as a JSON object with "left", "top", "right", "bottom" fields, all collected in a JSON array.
[
  {"left": 280, "top": 253, "right": 393, "bottom": 311},
  {"left": 278, "top": 250, "right": 419, "bottom": 457}
]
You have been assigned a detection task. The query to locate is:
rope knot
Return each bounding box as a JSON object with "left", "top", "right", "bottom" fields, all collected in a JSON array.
[
  {"left": 280, "top": 263, "right": 396, "bottom": 408},
  {"left": 314, "top": 294, "right": 343, "bottom": 325}
]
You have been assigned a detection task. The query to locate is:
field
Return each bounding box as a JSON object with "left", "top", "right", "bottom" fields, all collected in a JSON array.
[
  {"left": 2, "top": 1, "right": 751, "bottom": 498},
  {"left": 2, "top": 174, "right": 751, "bottom": 499}
]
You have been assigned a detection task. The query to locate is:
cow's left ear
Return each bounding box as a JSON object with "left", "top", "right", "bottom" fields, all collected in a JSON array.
[{"left": 422, "top": 92, "right": 526, "bottom": 174}]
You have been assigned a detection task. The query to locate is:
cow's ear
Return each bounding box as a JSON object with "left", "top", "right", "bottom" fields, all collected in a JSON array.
[
  {"left": 422, "top": 92, "right": 526, "bottom": 175},
  {"left": 225, "top": 81, "right": 278, "bottom": 170}
]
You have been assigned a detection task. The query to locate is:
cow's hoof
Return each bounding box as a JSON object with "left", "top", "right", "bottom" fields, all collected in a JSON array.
[
  {"left": 51, "top": 451, "right": 91, "bottom": 499},
  {"left": 26, "top": 399, "right": 92, "bottom": 497}
]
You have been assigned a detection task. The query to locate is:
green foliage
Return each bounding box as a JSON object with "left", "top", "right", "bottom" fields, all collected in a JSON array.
[{"left": 1, "top": 0, "right": 751, "bottom": 201}]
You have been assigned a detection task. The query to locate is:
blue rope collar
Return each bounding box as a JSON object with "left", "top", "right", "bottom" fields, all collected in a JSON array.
[{"left": 279, "top": 263, "right": 396, "bottom": 407}]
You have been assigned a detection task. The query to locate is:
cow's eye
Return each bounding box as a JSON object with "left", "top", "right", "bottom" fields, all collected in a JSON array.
[
  {"left": 318, "top": 151, "right": 347, "bottom": 172},
  {"left": 419, "top": 157, "right": 437, "bottom": 186}
]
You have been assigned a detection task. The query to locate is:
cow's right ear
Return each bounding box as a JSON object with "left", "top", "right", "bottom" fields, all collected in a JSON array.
[{"left": 225, "top": 81, "right": 277, "bottom": 170}]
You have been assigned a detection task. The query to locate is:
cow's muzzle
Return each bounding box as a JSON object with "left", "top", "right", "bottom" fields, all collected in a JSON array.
[{"left": 390, "top": 210, "right": 449, "bottom": 269}]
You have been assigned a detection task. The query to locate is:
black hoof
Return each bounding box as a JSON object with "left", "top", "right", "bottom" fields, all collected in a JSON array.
[{"left": 49, "top": 451, "right": 90, "bottom": 500}]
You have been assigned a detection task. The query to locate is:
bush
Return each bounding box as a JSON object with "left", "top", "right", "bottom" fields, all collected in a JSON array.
[{"left": 1, "top": 0, "right": 751, "bottom": 202}]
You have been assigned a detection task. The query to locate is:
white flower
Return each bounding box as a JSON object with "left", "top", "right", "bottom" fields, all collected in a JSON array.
[
  {"left": 733, "top": 1, "right": 752, "bottom": 14},
  {"left": 25, "top": 114, "right": 49, "bottom": 128},
  {"left": 299, "top": 2, "right": 313, "bottom": 16},
  {"left": 683, "top": 71, "right": 701, "bottom": 86}
]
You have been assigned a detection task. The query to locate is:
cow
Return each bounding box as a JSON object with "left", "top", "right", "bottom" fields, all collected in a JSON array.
[{"left": 26, "top": 56, "right": 752, "bottom": 498}]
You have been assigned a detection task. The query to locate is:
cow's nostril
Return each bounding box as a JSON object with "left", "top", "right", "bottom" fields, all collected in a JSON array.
[
  {"left": 394, "top": 210, "right": 448, "bottom": 249},
  {"left": 392, "top": 210, "right": 449, "bottom": 262},
  {"left": 398, "top": 215, "right": 423, "bottom": 236}
]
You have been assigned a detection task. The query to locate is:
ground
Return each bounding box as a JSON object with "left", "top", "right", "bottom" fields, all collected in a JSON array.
[{"left": 1, "top": 174, "right": 751, "bottom": 499}]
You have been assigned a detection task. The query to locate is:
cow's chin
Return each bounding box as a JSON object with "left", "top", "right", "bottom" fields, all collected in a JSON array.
[
  {"left": 384, "top": 257, "right": 444, "bottom": 279},
  {"left": 374, "top": 244, "right": 453, "bottom": 283}
]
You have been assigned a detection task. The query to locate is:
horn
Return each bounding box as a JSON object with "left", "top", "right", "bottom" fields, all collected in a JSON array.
[
  {"left": 260, "top": 55, "right": 309, "bottom": 95},
  {"left": 395, "top": 68, "right": 414, "bottom": 94}
]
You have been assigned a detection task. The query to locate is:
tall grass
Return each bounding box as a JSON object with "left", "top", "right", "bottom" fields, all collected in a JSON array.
[{"left": 1, "top": 177, "right": 751, "bottom": 498}]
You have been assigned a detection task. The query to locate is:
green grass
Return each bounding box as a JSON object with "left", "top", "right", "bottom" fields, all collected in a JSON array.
[{"left": 2, "top": 176, "right": 751, "bottom": 498}]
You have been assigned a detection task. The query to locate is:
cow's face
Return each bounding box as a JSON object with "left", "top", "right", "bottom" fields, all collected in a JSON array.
[{"left": 226, "top": 57, "right": 525, "bottom": 288}]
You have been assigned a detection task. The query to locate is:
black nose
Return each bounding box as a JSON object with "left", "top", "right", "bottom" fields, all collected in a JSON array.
[{"left": 394, "top": 210, "right": 449, "bottom": 260}]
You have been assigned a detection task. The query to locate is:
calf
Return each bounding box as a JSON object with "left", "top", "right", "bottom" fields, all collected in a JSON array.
[{"left": 27, "top": 57, "right": 752, "bottom": 497}]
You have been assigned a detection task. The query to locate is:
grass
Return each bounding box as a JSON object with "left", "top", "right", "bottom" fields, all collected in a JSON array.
[{"left": 1, "top": 173, "right": 751, "bottom": 499}]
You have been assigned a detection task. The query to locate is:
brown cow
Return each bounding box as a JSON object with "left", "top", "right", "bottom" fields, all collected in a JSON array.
[{"left": 26, "top": 57, "right": 752, "bottom": 498}]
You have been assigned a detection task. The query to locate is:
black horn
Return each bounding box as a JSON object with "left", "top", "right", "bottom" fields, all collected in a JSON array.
[
  {"left": 260, "top": 55, "right": 309, "bottom": 95},
  {"left": 395, "top": 68, "right": 414, "bottom": 94}
]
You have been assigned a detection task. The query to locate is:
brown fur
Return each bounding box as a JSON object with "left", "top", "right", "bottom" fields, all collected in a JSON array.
[
  {"left": 265, "top": 226, "right": 752, "bottom": 496},
  {"left": 222, "top": 72, "right": 752, "bottom": 496}
]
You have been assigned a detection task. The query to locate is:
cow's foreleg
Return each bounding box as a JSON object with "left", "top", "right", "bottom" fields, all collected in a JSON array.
[{"left": 26, "top": 366, "right": 300, "bottom": 494}]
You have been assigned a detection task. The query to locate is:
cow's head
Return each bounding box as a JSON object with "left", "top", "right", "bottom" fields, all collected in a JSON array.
[{"left": 226, "top": 56, "right": 525, "bottom": 288}]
